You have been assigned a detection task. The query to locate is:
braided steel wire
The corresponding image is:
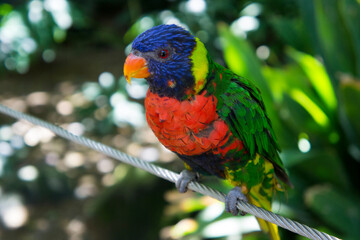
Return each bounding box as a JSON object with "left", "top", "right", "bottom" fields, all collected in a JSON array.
[{"left": 0, "top": 104, "right": 341, "bottom": 240}]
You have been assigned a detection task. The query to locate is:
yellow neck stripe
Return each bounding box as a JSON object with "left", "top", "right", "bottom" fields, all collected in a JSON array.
[{"left": 190, "top": 37, "right": 209, "bottom": 94}]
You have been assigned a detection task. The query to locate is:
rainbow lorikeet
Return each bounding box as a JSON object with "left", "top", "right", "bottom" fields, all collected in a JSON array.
[{"left": 123, "top": 24, "right": 291, "bottom": 240}]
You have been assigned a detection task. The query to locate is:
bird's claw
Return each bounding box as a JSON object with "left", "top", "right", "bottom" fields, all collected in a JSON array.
[
  {"left": 176, "top": 170, "right": 198, "bottom": 193},
  {"left": 225, "top": 186, "right": 248, "bottom": 216}
]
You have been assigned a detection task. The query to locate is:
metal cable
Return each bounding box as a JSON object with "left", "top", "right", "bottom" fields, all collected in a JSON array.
[{"left": 0, "top": 104, "right": 341, "bottom": 240}]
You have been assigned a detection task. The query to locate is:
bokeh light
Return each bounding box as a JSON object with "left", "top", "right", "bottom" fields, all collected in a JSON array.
[
  {"left": 298, "top": 138, "right": 311, "bottom": 153},
  {"left": 125, "top": 78, "right": 148, "bottom": 99},
  {"left": 82, "top": 83, "right": 101, "bottom": 101},
  {"left": 139, "top": 146, "right": 159, "bottom": 162},
  {"left": 66, "top": 218, "right": 86, "bottom": 239},
  {"left": 185, "top": 0, "right": 206, "bottom": 14},
  {"left": 231, "top": 16, "right": 259, "bottom": 36},
  {"left": 56, "top": 100, "right": 74, "bottom": 115},
  {"left": 0, "top": 126, "right": 13, "bottom": 141},
  {"left": 24, "top": 126, "right": 55, "bottom": 146},
  {"left": 0, "top": 12, "right": 29, "bottom": 44},
  {"left": 10, "top": 135, "right": 25, "bottom": 149},
  {"left": 110, "top": 92, "right": 145, "bottom": 127},
  {"left": 139, "top": 16, "right": 155, "bottom": 30},
  {"left": 96, "top": 158, "right": 115, "bottom": 173},
  {"left": 44, "top": 0, "right": 72, "bottom": 29},
  {"left": 26, "top": 92, "right": 50, "bottom": 107},
  {"left": 0, "top": 194, "right": 29, "bottom": 229},
  {"left": 74, "top": 175, "right": 97, "bottom": 199},
  {"left": 28, "top": 0, "right": 43, "bottom": 23},
  {"left": 42, "top": 49, "right": 56, "bottom": 62},
  {"left": 202, "top": 216, "right": 259, "bottom": 238},
  {"left": 198, "top": 202, "right": 224, "bottom": 222},
  {"left": 0, "top": 10, "right": 35, "bottom": 73},
  {"left": 18, "top": 165, "right": 39, "bottom": 181},
  {"left": 241, "top": 3, "right": 262, "bottom": 16},
  {"left": 64, "top": 151, "right": 85, "bottom": 168},
  {"left": 256, "top": 45, "right": 270, "bottom": 60},
  {"left": 67, "top": 122, "right": 85, "bottom": 136},
  {"left": 98, "top": 72, "right": 115, "bottom": 88},
  {"left": 0, "top": 141, "right": 13, "bottom": 157},
  {"left": 170, "top": 218, "right": 198, "bottom": 239}
]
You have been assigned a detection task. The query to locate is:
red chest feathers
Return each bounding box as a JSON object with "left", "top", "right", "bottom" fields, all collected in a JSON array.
[{"left": 145, "top": 90, "right": 238, "bottom": 156}]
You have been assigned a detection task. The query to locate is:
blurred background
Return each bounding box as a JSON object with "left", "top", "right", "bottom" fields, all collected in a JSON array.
[{"left": 0, "top": 0, "right": 359, "bottom": 239}]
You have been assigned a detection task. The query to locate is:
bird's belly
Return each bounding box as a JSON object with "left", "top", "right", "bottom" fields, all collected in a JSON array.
[{"left": 145, "top": 90, "right": 244, "bottom": 157}]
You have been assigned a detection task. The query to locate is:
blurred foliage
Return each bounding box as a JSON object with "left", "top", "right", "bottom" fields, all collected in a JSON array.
[{"left": 0, "top": 0, "right": 360, "bottom": 240}]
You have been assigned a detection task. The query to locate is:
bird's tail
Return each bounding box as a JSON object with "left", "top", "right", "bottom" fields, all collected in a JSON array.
[
  {"left": 248, "top": 191, "right": 280, "bottom": 240},
  {"left": 246, "top": 159, "right": 283, "bottom": 240}
]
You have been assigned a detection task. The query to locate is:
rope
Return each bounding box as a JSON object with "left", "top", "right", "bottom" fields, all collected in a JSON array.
[{"left": 0, "top": 103, "right": 340, "bottom": 240}]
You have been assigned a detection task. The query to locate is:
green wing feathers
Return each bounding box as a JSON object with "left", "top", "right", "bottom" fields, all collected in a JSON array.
[{"left": 215, "top": 68, "right": 291, "bottom": 186}]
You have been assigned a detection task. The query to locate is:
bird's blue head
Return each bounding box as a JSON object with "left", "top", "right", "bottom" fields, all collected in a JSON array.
[{"left": 124, "top": 24, "right": 209, "bottom": 100}]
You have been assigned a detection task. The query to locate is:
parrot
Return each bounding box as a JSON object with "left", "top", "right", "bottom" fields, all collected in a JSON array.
[{"left": 123, "top": 24, "right": 291, "bottom": 240}]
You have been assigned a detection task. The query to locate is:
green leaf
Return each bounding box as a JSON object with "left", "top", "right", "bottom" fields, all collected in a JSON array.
[
  {"left": 287, "top": 48, "right": 337, "bottom": 113},
  {"left": 263, "top": 65, "right": 332, "bottom": 129},
  {"left": 290, "top": 89, "right": 330, "bottom": 128},
  {"left": 305, "top": 185, "right": 360, "bottom": 237},
  {"left": 297, "top": 0, "right": 358, "bottom": 83}
]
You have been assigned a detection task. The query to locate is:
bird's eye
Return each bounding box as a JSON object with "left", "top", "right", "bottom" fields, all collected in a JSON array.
[{"left": 159, "top": 49, "right": 169, "bottom": 59}]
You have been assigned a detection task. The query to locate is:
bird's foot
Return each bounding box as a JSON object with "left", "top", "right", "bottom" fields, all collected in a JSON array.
[
  {"left": 175, "top": 170, "right": 198, "bottom": 193},
  {"left": 225, "top": 186, "right": 248, "bottom": 216}
]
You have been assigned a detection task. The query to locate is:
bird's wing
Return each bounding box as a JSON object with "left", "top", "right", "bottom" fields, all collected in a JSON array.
[{"left": 216, "top": 74, "right": 291, "bottom": 185}]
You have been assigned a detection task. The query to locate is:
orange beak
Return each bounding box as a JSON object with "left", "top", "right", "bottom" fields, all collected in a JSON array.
[{"left": 123, "top": 53, "right": 150, "bottom": 84}]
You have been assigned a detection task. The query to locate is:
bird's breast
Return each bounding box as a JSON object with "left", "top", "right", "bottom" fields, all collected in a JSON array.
[{"left": 145, "top": 90, "right": 241, "bottom": 156}]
